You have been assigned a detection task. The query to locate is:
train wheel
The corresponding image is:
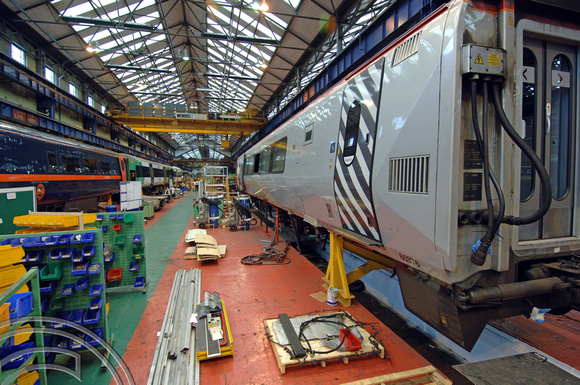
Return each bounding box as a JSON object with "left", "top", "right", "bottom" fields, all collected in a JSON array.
[{"left": 230, "top": 225, "right": 237, "bottom": 232}]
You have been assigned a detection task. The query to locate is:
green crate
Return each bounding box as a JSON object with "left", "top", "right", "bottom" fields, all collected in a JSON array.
[{"left": 40, "top": 263, "right": 62, "bottom": 281}]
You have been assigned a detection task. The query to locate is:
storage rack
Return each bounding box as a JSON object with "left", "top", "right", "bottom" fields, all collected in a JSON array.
[
  {"left": 0, "top": 231, "right": 110, "bottom": 352},
  {"left": 94, "top": 211, "right": 147, "bottom": 293},
  {"left": 0, "top": 266, "right": 47, "bottom": 385}
]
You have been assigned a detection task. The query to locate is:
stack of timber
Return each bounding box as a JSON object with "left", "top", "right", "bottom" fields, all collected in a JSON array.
[
  {"left": 183, "top": 231, "right": 226, "bottom": 261},
  {"left": 147, "top": 269, "right": 201, "bottom": 385}
]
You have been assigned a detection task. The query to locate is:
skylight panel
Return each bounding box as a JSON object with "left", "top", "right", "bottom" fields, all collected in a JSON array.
[
  {"left": 263, "top": 12, "right": 288, "bottom": 29},
  {"left": 281, "top": 0, "right": 301, "bottom": 9}
]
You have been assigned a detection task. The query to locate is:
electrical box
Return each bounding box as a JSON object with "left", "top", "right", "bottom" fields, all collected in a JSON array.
[{"left": 461, "top": 44, "right": 505, "bottom": 77}]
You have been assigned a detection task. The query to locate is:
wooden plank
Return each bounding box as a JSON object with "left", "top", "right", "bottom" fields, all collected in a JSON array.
[{"left": 340, "top": 365, "right": 451, "bottom": 385}]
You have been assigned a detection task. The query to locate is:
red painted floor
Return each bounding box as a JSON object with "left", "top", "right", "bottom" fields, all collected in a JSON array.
[
  {"left": 491, "top": 310, "right": 580, "bottom": 370},
  {"left": 120, "top": 201, "right": 444, "bottom": 384}
]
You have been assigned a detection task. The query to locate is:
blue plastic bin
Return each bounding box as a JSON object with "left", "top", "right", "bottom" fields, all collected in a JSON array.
[
  {"left": 80, "top": 232, "right": 96, "bottom": 243},
  {"left": 71, "top": 261, "right": 90, "bottom": 276},
  {"left": 88, "top": 284, "right": 103, "bottom": 297},
  {"left": 129, "top": 261, "right": 139, "bottom": 272},
  {"left": 39, "top": 280, "right": 56, "bottom": 294},
  {"left": 7, "top": 292, "right": 33, "bottom": 320},
  {"left": 56, "top": 234, "right": 72, "bottom": 245},
  {"left": 51, "top": 311, "right": 71, "bottom": 329},
  {"left": 83, "top": 308, "right": 101, "bottom": 325},
  {"left": 1, "top": 341, "right": 34, "bottom": 370},
  {"left": 88, "top": 263, "right": 101, "bottom": 275},
  {"left": 63, "top": 248, "right": 76, "bottom": 260},
  {"left": 134, "top": 277, "right": 145, "bottom": 287},
  {"left": 105, "top": 205, "right": 117, "bottom": 212},
  {"left": 89, "top": 297, "right": 103, "bottom": 310},
  {"left": 85, "top": 328, "right": 104, "bottom": 346},
  {"left": 82, "top": 245, "right": 96, "bottom": 257},
  {"left": 61, "top": 284, "right": 75, "bottom": 297},
  {"left": 49, "top": 249, "right": 63, "bottom": 260},
  {"left": 69, "top": 309, "right": 85, "bottom": 325},
  {"left": 75, "top": 277, "right": 89, "bottom": 290},
  {"left": 70, "top": 331, "right": 87, "bottom": 350},
  {"left": 104, "top": 252, "right": 114, "bottom": 263}
]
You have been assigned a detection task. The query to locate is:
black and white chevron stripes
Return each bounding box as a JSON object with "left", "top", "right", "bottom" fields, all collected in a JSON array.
[{"left": 333, "top": 59, "right": 384, "bottom": 243}]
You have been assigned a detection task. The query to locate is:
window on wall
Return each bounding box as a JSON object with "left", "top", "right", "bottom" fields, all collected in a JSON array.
[
  {"left": 87, "top": 95, "right": 94, "bottom": 107},
  {"left": 44, "top": 66, "right": 56, "bottom": 84},
  {"left": 10, "top": 44, "right": 26, "bottom": 65},
  {"left": 101, "top": 105, "right": 106, "bottom": 114},
  {"left": 271, "top": 137, "right": 287, "bottom": 173},
  {"left": 69, "top": 83, "right": 78, "bottom": 98}
]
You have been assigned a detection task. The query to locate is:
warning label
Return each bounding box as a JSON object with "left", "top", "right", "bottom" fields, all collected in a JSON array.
[
  {"left": 474, "top": 53, "right": 484, "bottom": 65},
  {"left": 488, "top": 53, "right": 500, "bottom": 67}
]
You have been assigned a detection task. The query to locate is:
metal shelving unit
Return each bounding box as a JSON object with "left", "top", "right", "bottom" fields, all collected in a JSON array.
[{"left": 0, "top": 266, "right": 47, "bottom": 385}]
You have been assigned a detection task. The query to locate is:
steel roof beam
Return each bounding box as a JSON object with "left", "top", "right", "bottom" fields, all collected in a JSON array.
[{"left": 61, "top": 16, "right": 158, "bottom": 32}]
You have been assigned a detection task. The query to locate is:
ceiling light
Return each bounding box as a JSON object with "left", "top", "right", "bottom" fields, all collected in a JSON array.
[
  {"left": 86, "top": 41, "right": 101, "bottom": 53},
  {"left": 178, "top": 48, "right": 189, "bottom": 61},
  {"left": 252, "top": 0, "right": 269, "bottom": 12}
]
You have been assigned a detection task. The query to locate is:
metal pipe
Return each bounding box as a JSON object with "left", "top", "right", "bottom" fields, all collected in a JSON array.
[{"left": 467, "top": 277, "right": 566, "bottom": 304}]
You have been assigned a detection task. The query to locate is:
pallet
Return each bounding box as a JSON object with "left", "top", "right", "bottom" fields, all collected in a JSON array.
[
  {"left": 264, "top": 311, "right": 385, "bottom": 374},
  {"left": 340, "top": 365, "right": 450, "bottom": 385}
]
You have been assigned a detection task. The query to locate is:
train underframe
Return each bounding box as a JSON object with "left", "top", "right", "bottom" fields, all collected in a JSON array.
[{"left": 249, "top": 195, "right": 580, "bottom": 351}]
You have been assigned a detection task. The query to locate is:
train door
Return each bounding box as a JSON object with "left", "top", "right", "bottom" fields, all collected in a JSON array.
[
  {"left": 519, "top": 38, "right": 577, "bottom": 241},
  {"left": 333, "top": 58, "right": 384, "bottom": 244}
]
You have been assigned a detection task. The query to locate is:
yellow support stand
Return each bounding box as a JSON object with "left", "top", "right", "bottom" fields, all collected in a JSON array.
[{"left": 323, "top": 232, "right": 355, "bottom": 307}]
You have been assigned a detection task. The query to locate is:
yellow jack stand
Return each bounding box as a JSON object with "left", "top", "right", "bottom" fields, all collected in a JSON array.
[
  {"left": 323, "top": 232, "right": 355, "bottom": 307},
  {"left": 323, "top": 231, "right": 394, "bottom": 307}
]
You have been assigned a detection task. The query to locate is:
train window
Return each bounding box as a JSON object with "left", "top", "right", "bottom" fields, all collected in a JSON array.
[
  {"left": 304, "top": 124, "right": 314, "bottom": 145},
  {"left": 550, "top": 54, "right": 572, "bottom": 200},
  {"left": 142, "top": 166, "right": 151, "bottom": 177},
  {"left": 271, "top": 137, "right": 287, "bottom": 174},
  {"left": 135, "top": 165, "right": 143, "bottom": 178},
  {"left": 260, "top": 147, "right": 272, "bottom": 173},
  {"left": 154, "top": 168, "right": 164, "bottom": 177},
  {"left": 83, "top": 158, "right": 99, "bottom": 174},
  {"left": 253, "top": 153, "right": 260, "bottom": 174},
  {"left": 521, "top": 48, "right": 537, "bottom": 201},
  {"left": 100, "top": 161, "right": 111, "bottom": 174},
  {"left": 343, "top": 100, "right": 361, "bottom": 162},
  {"left": 245, "top": 157, "right": 254, "bottom": 175},
  {"left": 47, "top": 153, "right": 59, "bottom": 173},
  {"left": 62, "top": 155, "right": 81, "bottom": 173}
]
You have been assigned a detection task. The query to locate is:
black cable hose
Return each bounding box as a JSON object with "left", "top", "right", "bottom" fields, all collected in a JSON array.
[
  {"left": 491, "top": 82, "right": 552, "bottom": 226},
  {"left": 233, "top": 198, "right": 256, "bottom": 225},
  {"left": 200, "top": 196, "right": 225, "bottom": 216},
  {"left": 298, "top": 315, "right": 351, "bottom": 355},
  {"left": 470, "top": 81, "right": 498, "bottom": 265},
  {"left": 241, "top": 243, "right": 290, "bottom": 265}
]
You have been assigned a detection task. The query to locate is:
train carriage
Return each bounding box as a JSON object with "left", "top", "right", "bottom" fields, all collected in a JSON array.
[
  {"left": 237, "top": 0, "right": 580, "bottom": 350},
  {"left": 0, "top": 121, "right": 126, "bottom": 212}
]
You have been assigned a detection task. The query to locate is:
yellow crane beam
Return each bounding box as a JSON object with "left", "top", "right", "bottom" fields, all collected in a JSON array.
[{"left": 113, "top": 115, "right": 263, "bottom": 136}]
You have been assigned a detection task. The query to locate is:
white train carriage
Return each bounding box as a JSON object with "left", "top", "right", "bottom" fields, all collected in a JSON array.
[{"left": 237, "top": 0, "right": 580, "bottom": 350}]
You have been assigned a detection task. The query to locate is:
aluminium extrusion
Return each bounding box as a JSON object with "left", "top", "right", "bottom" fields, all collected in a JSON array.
[{"left": 148, "top": 268, "right": 201, "bottom": 385}]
